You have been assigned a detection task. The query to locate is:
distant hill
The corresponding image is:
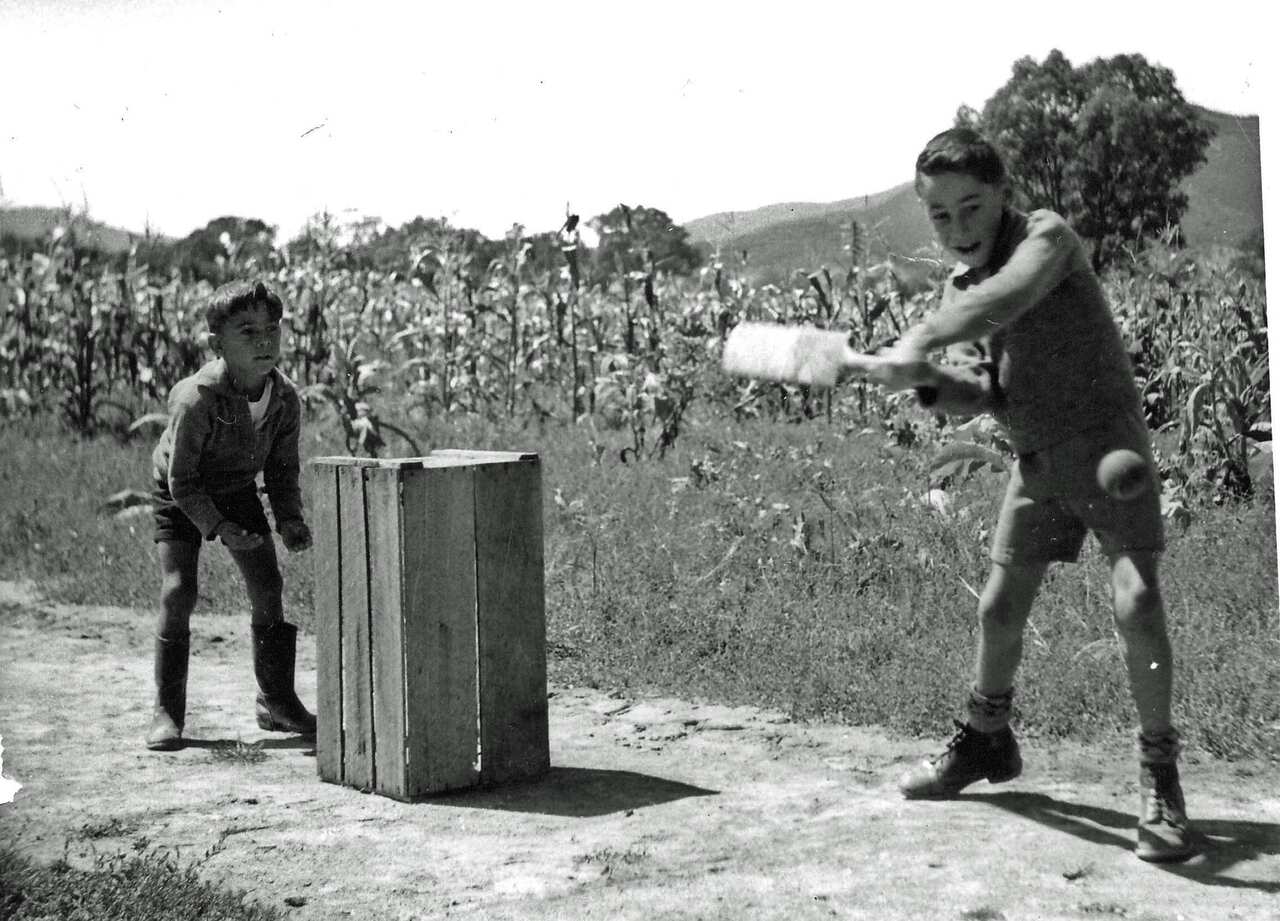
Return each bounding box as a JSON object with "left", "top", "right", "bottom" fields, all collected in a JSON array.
[
  {"left": 687, "top": 185, "right": 934, "bottom": 284},
  {"left": 0, "top": 206, "right": 169, "bottom": 254},
  {"left": 686, "top": 105, "right": 1263, "bottom": 283},
  {"left": 3, "top": 103, "right": 1260, "bottom": 281},
  {"left": 684, "top": 186, "right": 907, "bottom": 247},
  {"left": 1180, "top": 107, "right": 1263, "bottom": 250}
]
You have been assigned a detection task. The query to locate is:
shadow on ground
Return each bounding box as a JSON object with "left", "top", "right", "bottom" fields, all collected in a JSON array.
[
  {"left": 968, "top": 790, "right": 1280, "bottom": 893},
  {"left": 181, "top": 736, "right": 316, "bottom": 753},
  {"left": 412, "top": 766, "right": 719, "bottom": 818}
]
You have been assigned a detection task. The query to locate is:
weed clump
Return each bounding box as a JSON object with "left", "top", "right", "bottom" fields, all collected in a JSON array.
[{"left": 0, "top": 842, "right": 284, "bottom": 921}]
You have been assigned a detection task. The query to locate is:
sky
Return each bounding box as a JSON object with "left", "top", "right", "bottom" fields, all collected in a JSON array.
[{"left": 1, "top": 0, "right": 1274, "bottom": 245}]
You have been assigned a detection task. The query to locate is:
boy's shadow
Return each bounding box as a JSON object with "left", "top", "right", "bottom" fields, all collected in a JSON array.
[
  {"left": 182, "top": 736, "right": 315, "bottom": 754},
  {"left": 965, "top": 790, "right": 1280, "bottom": 893}
]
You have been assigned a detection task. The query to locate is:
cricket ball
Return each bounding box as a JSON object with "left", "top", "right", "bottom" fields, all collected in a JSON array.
[{"left": 1096, "top": 448, "right": 1151, "bottom": 501}]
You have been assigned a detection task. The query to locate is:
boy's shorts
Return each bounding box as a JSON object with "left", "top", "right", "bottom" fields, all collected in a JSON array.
[
  {"left": 990, "top": 409, "right": 1165, "bottom": 565},
  {"left": 152, "top": 480, "right": 270, "bottom": 545}
]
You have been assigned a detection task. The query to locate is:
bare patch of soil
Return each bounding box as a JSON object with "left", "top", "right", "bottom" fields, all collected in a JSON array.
[{"left": 2, "top": 580, "right": 1277, "bottom": 920}]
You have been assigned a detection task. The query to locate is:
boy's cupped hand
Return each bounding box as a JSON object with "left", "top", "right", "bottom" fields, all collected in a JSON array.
[
  {"left": 280, "top": 519, "right": 313, "bottom": 553},
  {"left": 870, "top": 335, "right": 941, "bottom": 392},
  {"left": 216, "top": 521, "right": 265, "bottom": 551}
]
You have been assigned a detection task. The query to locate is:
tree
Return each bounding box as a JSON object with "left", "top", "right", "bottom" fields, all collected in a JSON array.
[
  {"left": 173, "top": 215, "right": 278, "bottom": 282},
  {"left": 587, "top": 204, "right": 702, "bottom": 284},
  {"left": 962, "top": 51, "right": 1214, "bottom": 271}
]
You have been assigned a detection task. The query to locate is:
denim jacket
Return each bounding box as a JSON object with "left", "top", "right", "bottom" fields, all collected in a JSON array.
[{"left": 151, "top": 358, "right": 304, "bottom": 538}]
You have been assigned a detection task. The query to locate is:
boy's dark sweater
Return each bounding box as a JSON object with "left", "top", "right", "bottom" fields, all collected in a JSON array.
[{"left": 920, "top": 208, "right": 1142, "bottom": 455}]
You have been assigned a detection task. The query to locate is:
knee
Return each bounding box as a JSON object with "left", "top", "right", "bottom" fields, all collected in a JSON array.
[
  {"left": 1112, "top": 575, "right": 1164, "bottom": 631},
  {"left": 978, "top": 590, "right": 1027, "bottom": 635},
  {"left": 161, "top": 572, "right": 198, "bottom": 615}
]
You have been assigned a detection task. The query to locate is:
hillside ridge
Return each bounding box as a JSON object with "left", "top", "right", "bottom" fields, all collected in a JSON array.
[{"left": 684, "top": 106, "right": 1262, "bottom": 282}]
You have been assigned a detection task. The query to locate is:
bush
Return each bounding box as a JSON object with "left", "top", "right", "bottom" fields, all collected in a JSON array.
[{"left": 0, "top": 842, "right": 283, "bottom": 921}]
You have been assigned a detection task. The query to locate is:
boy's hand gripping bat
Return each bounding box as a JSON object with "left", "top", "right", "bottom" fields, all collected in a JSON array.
[{"left": 721, "top": 322, "right": 928, "bottom": 390}]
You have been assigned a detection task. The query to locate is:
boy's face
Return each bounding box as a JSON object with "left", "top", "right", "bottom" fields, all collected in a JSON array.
[
  {"left": 917, "top": 171, "right": 1009, "bottom": 270},
  {"left": 209, "top": 303, "right": 282, "bottom": 390}
]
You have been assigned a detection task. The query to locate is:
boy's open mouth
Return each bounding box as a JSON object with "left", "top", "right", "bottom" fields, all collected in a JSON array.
[{"left": 955, "top": 242, "right": 980, "bottom": 256}]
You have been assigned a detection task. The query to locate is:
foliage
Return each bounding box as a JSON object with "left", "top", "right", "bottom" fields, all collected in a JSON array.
[
  {"left": 0, "top": 233, "right": 206, "bottom": 437},
  {"left": 2, "top": 200, "right": 1268, "bottom": 514},
  {"left": 1106, "top": 233, "right": 1271, "bottom": 506},
  {"left": 4, "top": 406, "right": 1277, "bottom": 761},
  {"left": 0, "top": 840, "right": 285, "bottom": 921},
  {"left": 961, "top": 50, "right": 1214, "bottom": 271},
  {"left": 589, "top": 204, "right": 703, "bottom": 284},
  {"left": 1232, "top": 225, "right": 1266, "bottom": 283},
  {"left": 297, "top": 331, "right": 421, "bottom": 458},
  {"left": 171, "top": 215, "right": 279, "bottom": 284}
]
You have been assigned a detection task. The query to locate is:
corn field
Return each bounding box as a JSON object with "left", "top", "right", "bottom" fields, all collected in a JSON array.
[{"left": 0, "top": 217, "right": 1269, "bottom": 512}]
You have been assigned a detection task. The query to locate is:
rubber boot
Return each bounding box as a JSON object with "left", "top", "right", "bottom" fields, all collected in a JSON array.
[
  {"left": 145, "top": 634, "right": 189, "bottom": 751},
  {"left": 252, "top": 621, "right": 316, "bottom": 735}
]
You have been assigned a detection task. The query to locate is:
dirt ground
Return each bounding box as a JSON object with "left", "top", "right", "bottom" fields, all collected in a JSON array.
[{"left": 1, "top": 578, "right": 1278, "bottom": 921}]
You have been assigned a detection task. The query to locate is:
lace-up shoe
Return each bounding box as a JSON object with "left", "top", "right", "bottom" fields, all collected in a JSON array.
[{"left": 899, "top": 719, "right": 1022, "bottom": 798}]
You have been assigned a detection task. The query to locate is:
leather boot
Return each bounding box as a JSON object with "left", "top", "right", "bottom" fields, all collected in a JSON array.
[
  {"left": 145, "top": 634, "right": 189, "bottom": 751},
  {"left": 252, "top": 621, "right": 316, "bottom": 735}
]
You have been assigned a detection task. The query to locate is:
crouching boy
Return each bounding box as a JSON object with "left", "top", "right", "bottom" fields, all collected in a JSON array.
[{"left": 146, "top": 279, "right": 316, "bottom": 751}]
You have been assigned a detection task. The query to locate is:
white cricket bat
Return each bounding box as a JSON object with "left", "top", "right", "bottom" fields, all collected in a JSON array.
[{"left": 721, "top": 323, "right": 896, "bottom": 388}]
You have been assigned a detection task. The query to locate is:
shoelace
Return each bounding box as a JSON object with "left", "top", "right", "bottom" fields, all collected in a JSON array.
[
  {"left": 934, "top": 719, "right": 973, "bottom": 761},
  {"left": 1142, "top": 767, "right": 1185, "bottom": 826}
]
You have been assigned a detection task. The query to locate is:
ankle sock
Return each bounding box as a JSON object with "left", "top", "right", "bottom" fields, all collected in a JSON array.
[
  {"left": 1137, "top": 727, "right": 1182, "bottom": 765},
  {"left": 967, "top": 687, "right": 1014, "bottom": 733}
]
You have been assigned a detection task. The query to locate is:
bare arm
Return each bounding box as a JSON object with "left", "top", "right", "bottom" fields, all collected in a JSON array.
[
  {"left": 906, "top": 211, "right": 1078, "bottom": 352},
  {"left": 915, "top": 360, "right": 998, "bottom": 420}
]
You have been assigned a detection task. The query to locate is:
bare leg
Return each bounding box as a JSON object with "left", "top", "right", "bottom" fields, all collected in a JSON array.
[
  {"left": 1108, "top": 550, "right": 1173, "bottom": 736},
  {"left": 897, "top": 559, "right": 1045, "bottom": 796},
  {"left": 1109, "top": 550, "right": 1194, "bottom": 861},
  {"left": 974, "top": 560, "right": 1049, "bottom": 695}
]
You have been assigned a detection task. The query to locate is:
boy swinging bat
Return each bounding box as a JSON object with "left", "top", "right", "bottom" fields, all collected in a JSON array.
[{"left": 722, "top": 126, "right": 1193, "bottom": 863}]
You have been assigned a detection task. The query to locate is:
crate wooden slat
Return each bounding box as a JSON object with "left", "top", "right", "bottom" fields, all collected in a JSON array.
[
  {"left": 474, "top": 460, "right": 551, "bottom": 784},
  {"left": 402, "top": 463, "right": 481, "bottom": 795},
  {"left": 309, "top": 451, "right": 549, "bottom": 799},
  {"left": 311, "top": 462, "right": 344, "bottom": 784},
  {"left": 366, "top": 469, "right": 408, "bottom": 798},
  {"left": 337, "top": 465, "right": 373, "bottom": 790}
]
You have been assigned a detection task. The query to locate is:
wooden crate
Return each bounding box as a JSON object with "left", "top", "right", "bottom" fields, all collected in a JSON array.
[{"left": 308, "top": 451, "right": 550, "bottom": 799}]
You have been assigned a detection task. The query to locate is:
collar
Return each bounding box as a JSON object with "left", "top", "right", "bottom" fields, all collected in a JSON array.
[
  {"left": 951, "top": 207, "right": 1025, "bottom": 285},
  {"left": 986, "top": 206, "right": 1025, "bottom": 274},
  {"left": 194, "top": 357, "right": 284, "bottom": 403}
]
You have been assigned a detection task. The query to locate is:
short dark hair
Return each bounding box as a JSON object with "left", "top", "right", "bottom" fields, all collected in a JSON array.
[
  {"left": 205, "top": 279, "right": 284, "bottom": 333},
  {"left": 915, "top": 128, "right": 1007, "bottom": 188}
]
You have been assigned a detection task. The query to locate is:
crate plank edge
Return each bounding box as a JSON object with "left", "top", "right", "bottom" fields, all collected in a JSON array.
[{"left": 309, "top": 451, "right": 550, "bottom": 800}]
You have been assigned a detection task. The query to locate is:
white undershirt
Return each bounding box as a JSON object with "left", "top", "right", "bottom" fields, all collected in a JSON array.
[{"left": 248, "top": 377, "right": 273, "bottom": 430}]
